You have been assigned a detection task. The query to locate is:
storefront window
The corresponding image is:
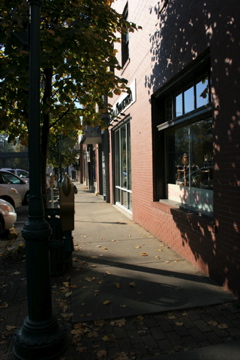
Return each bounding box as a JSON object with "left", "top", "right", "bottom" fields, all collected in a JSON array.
[
  {"left": 166, "top": 119, "right": 213, "bottom": 214},
  {"left": 114, "top": 121, "right": 132, "bottom": 211},
  {"left": 155, "top": 65, "right": 213, "bottom": 215}
]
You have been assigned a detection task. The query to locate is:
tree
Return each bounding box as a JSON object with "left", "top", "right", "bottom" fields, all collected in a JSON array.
[{"left": 0, "top": 0, "right": 140, "bottom": 195}]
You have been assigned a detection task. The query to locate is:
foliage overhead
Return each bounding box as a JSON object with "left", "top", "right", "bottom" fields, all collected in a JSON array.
[{"left": 0, "top": 0, "right": 140, "bottom": 149}]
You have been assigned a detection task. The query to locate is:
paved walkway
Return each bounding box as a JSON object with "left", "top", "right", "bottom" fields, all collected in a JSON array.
[{"left": 1, "top": 183, "right": 240, "bottom": 360}]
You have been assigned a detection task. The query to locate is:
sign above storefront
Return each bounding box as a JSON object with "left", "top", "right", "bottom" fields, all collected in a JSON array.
[{"left": 112, "top": 80, "right": 136, "bottom": 119}]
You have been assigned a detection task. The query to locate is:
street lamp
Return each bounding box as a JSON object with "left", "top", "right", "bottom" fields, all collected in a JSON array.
[{"left": 13, "top": 1, "right": 68, "bottom": 359}]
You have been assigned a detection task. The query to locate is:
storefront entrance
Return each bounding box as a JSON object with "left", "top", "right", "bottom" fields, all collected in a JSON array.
[{"left": 114, "top": 120, "right": 132, "bottom": 212}]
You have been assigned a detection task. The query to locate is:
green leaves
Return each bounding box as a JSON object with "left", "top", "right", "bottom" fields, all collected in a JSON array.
[{"left": 0, "top": 0, "right": 139, "bottom": 179}]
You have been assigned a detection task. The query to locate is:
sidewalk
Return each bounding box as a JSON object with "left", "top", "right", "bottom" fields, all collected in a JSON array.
[{"left": 1, "top": 183, "right": 240, "bottom": 360}]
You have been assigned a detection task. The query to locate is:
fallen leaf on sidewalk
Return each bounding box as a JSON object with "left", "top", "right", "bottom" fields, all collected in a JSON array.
[
  {"left": 85, "top": 277, "right": 96, "bottom": 282},
  {"left": 218, "top": 323, "right": 228, "bottom": 329},
  {"left": 94, "top": 319, "right": 105, "bottom": 327},
  {"left": 103, "top": 247, "right": 108, "bottom": 250},
  {"left": 71, "top": 328, "right": 84, "bottom": 335},
  {"left": 141, "top": 252, "right": 148, "bottom": 256},
  {"left": 6, "top": 325, "right": 17, "bottom": 331},
  {"left": 114, "top": 283, "right": 121, "bottom": 288},
  {"left": 175, "top": 322, "right": 183, "bottom": 326},
  {"left": 129, "top": 282, "right": 136, "bottom": 287},
  {"left": 102, "top": 334, "right": 116, "bottom": 342},
  {"left": 168, "top": 315, "right": 176, "bottom": 319},
  {"left": 103, "top": 300, "right": 111, "bottom": 305},
  {"left": 87, "top": 331, "right": 98, "bottom": 338},
  {"left": 208, "top": 320, "right": 218, "bottom": 326},
  {"left": 135, "top": 246, "right": 141, "bottom": 249},
  {"left": 13, "top": 271, "right": 20, "bottom": 275},
  {"left": 114, "top": 351, "right": 130, "bottom": 360},
  {"left": 110, "top": 318, "right": 126, "bottom": 327},
  {"left": 0, "top": 302, "right": 8, "bottom": 308},
  {"left": 96, "top": 349, "right": 107, "bottom": 359}
]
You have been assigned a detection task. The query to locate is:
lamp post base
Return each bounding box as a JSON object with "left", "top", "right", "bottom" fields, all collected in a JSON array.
[{"left": 13, "top": 316, "right": 68, "bottom": 360}]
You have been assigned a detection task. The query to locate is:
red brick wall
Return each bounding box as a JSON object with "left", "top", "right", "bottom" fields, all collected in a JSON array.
[{"left": 109, "top": 0, "right": 240, "bottom": 296}]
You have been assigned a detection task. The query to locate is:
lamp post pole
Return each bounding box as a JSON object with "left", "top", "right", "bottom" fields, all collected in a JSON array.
[{"left": 13, "top": 0, "right": 68, "bottom": 359}]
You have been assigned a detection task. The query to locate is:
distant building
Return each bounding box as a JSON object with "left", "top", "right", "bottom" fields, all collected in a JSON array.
[{"left": 80, "top": 0, "right": 240, "bottom": 297}]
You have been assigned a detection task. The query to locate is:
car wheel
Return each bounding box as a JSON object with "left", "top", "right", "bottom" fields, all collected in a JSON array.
[
  {"left": 0, "top": 196, "right": 15, "bottom": 208},
  {"left": 23, "top": 191, "right": 29, "bottom": 205},
  {"left": 0, "top": 215, "right": 5, "bottom": 236}
]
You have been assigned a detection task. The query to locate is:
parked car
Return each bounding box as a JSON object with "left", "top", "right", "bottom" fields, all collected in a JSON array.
[
  {"left": 0, "top": 184, "right": 22, "bottom": 208},
  {"left": 0, "top": 170, "right": 29, "bottom": 204},
  {"left": 0, "top": 168, "right": 29, "bottom": 182},
  {"left": 0, "top": 198, "right": 17, "bottom": 235}
]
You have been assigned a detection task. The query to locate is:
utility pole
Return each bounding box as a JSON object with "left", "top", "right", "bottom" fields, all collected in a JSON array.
[{"left": 13, "top": 1, "right": 68, "bottom": 358}]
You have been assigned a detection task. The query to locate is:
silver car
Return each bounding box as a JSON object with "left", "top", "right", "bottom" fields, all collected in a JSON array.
[
  {"left": 0, "top": 184, "right": 22, "bottom": 208},
  {"left": 0, "top": 171, "right": 29, "bottom": 204},
  {"left": 0, "top": 198, "right": 17, "bottom": 235},
  {"left": 0, "top": 168, "right": 29, "bottom": 182}
]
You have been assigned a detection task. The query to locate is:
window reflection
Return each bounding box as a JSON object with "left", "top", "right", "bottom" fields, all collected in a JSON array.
[
  {"left": 167, "top": 119, "right": 213, "bottom": 190},
  {"left": 114, "top": 121, "right": 132, "bottom": 211},
  {"left": 169, "top": 73, "right": 210, "bottom": 120},
  {"left": 196, "top": 76, "right": 209, "bottom": 108},
  {"left": 175, "top": 93, "right": 183, "bottom": 117},
  {"left": 184, "top": 85, "right": 194, "bottom": 113}
]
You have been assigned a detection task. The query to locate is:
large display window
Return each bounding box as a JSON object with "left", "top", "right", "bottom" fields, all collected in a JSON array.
[
  {"left": 166, "top": 119, "right": 213, "bottom": 214},
  {"left": 155, "top": 63, "right": 213, "bottom": 216}
]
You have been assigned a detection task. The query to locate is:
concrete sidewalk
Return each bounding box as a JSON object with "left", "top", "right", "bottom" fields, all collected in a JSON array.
[
  {"left": 72, "top": 185, "right": 234, "bottom": 322},
  {"left": 2, "top": 183, "right": 240, "bottom": 360},
  {"left": 68, "top": 184, "right": 240, "bottom": 359}
]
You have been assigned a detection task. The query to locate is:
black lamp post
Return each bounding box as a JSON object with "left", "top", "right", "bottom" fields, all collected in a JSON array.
[{"left": 13, "top": 0, "right": 68, "bottom": 359}]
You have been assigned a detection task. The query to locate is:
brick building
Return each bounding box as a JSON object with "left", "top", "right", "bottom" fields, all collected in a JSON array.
[{"left": 80, "top": 0, "right": 240, "bottom": 297}]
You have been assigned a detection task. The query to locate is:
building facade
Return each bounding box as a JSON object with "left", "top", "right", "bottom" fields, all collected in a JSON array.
[{"left": 81, "top": 0, "right": 240, "bottom": 297}]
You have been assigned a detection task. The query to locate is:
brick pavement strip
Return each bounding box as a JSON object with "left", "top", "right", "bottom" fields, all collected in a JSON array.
[{"left": 1, "top": 248, "right": 240, "bottom": 360}]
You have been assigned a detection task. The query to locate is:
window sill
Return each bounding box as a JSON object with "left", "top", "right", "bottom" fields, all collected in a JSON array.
[{"left": 152, "top": 199, "right": 215, "bottom": 231}]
